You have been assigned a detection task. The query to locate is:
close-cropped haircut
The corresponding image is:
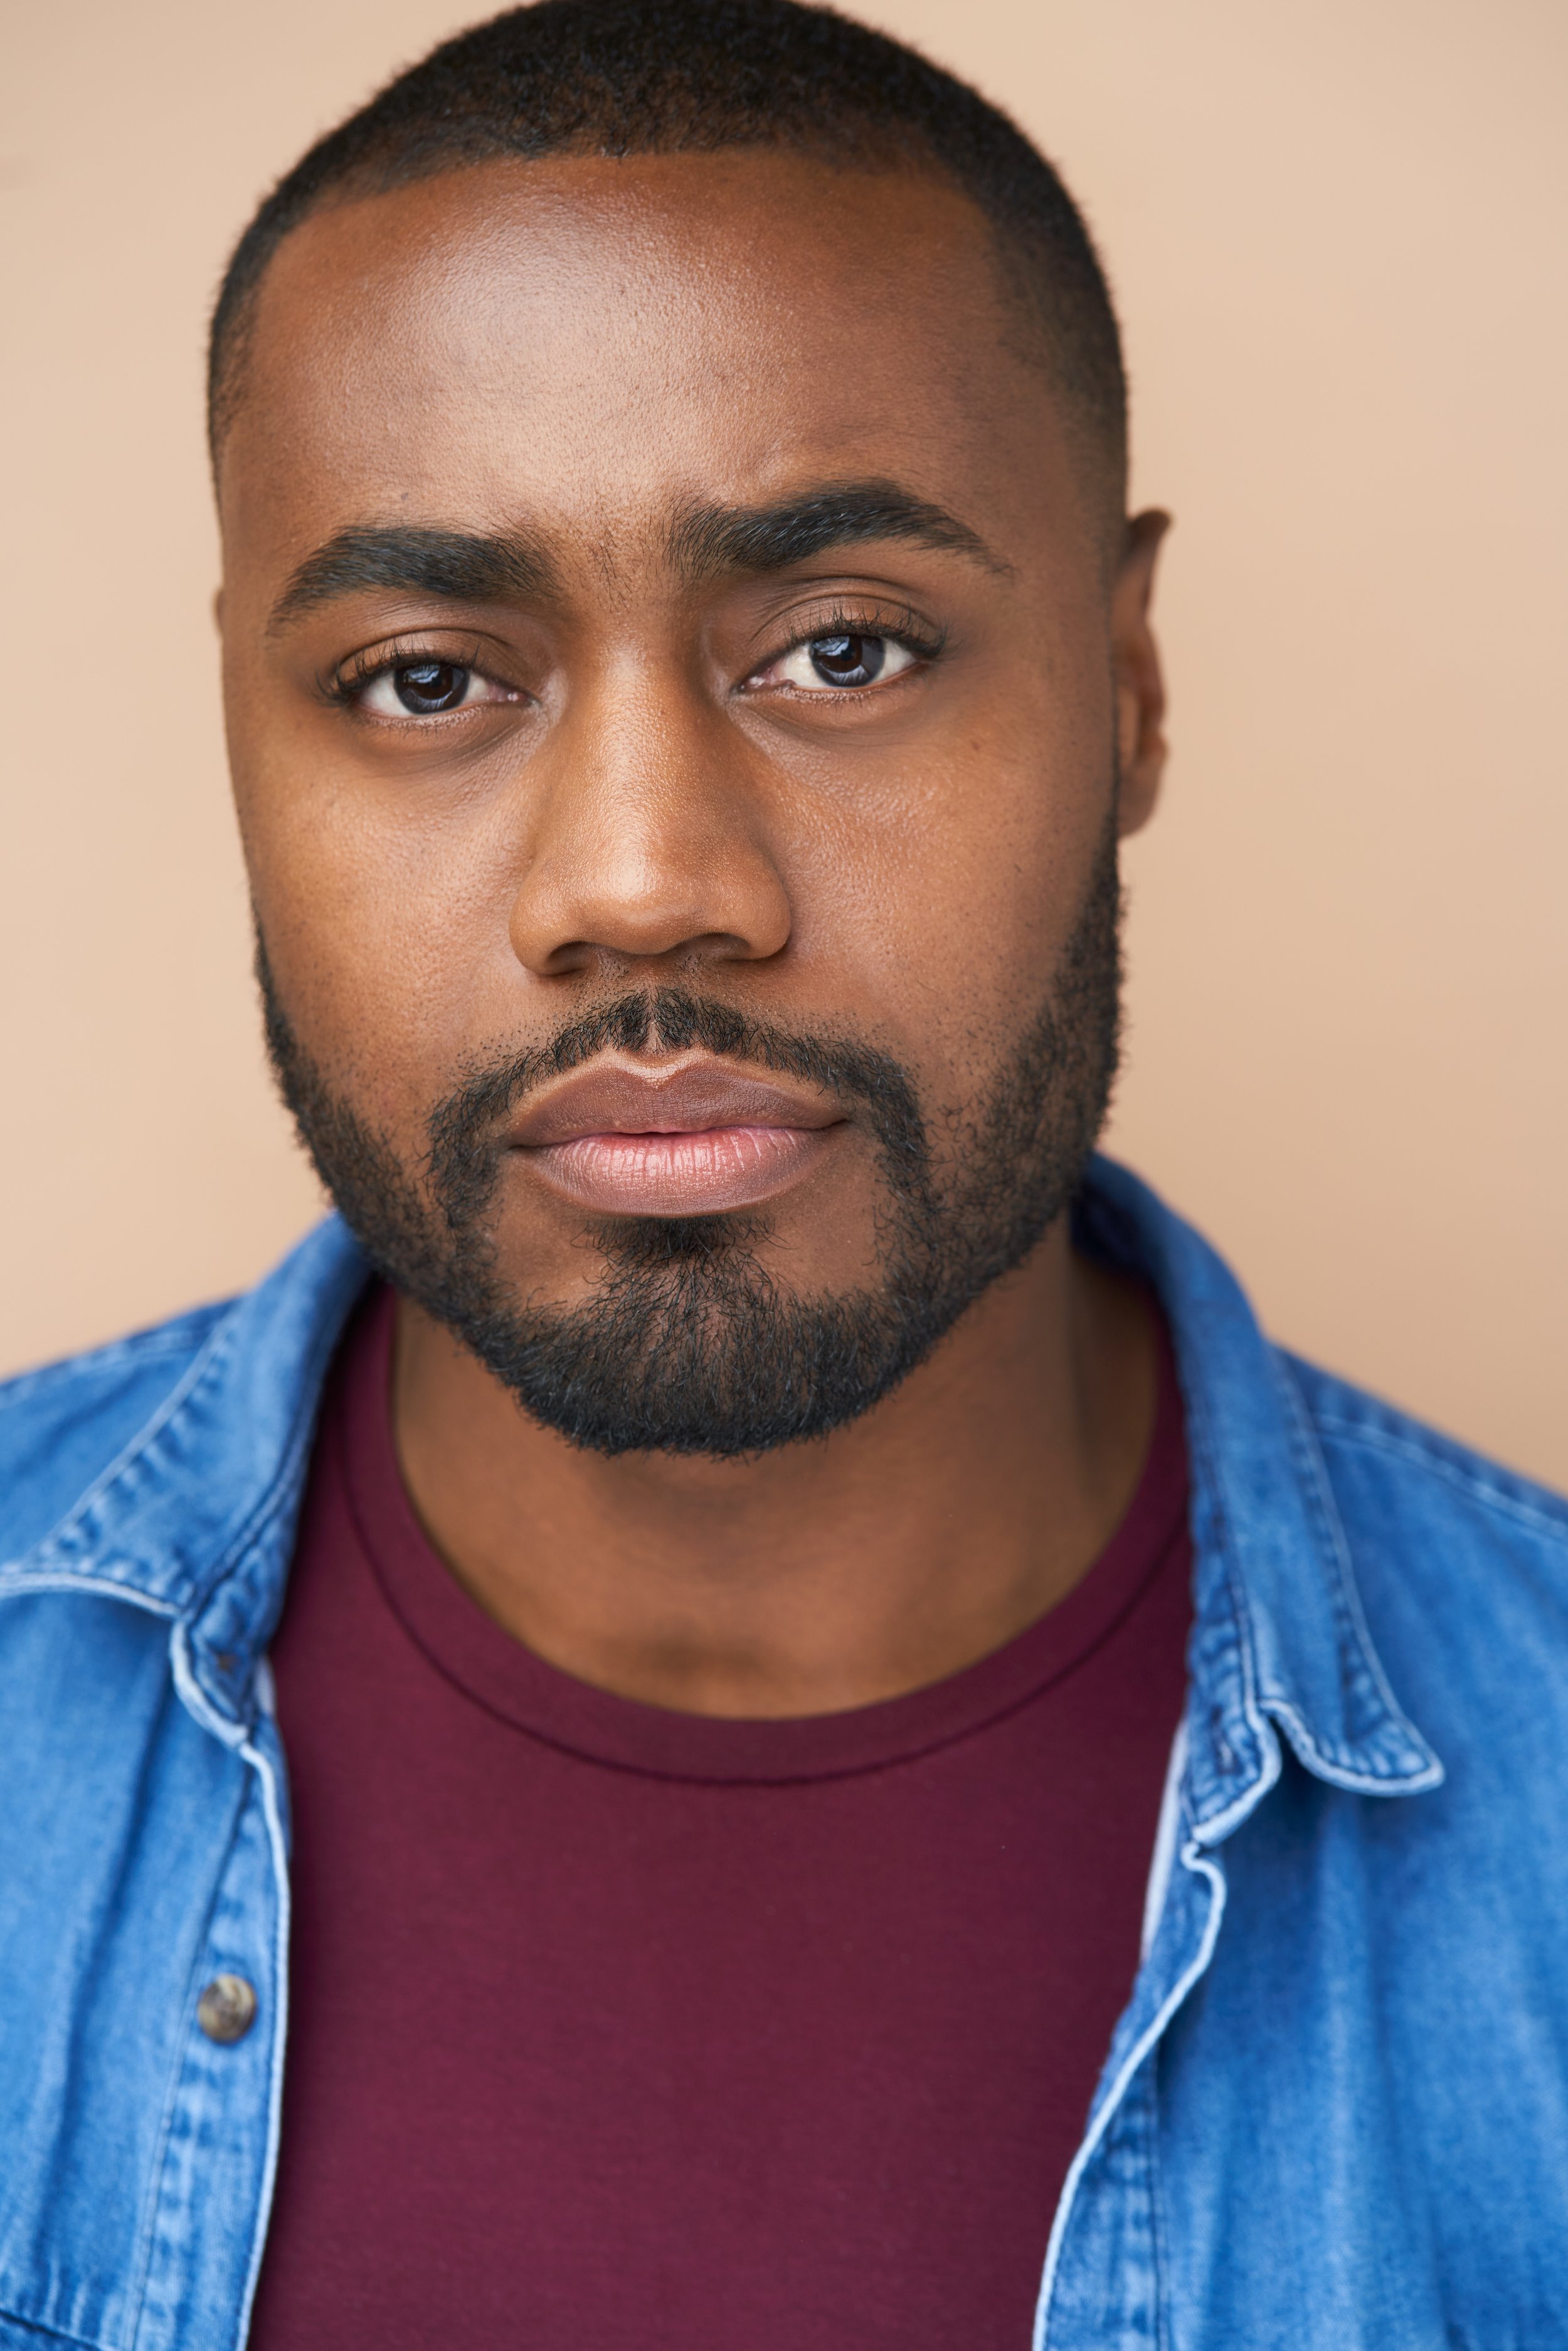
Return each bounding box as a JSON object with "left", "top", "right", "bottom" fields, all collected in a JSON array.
[{"left": 209, "top": 0, "right": 1126, "bottom": 516}]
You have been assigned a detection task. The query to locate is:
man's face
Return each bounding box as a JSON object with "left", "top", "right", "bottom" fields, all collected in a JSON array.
[{"left": 219, "top": 150, "right": 1162, "bottom": 1453}]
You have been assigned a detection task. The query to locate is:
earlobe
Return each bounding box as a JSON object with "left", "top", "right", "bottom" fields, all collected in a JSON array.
[
  {"left": 1111, "top": 509, "right": 1170, "bottom": 839},
  {"left": 1116, "top": 698, "right": 1164, "bottom": 838}
]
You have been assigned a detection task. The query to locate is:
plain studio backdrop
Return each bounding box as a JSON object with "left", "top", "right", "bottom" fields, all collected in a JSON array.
[{"left": 3, "top": 0, "right": 1565, "bottom": 1481}]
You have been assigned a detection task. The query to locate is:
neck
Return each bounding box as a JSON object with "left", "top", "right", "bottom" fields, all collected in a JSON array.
[{"left": 391, "top": 1223, "right": 1156, "bottom": 1719}]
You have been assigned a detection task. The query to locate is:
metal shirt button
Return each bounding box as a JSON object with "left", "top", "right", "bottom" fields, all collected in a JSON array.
[{"left": 197, "top": 1974, "right": 258, "bottom": 2044}]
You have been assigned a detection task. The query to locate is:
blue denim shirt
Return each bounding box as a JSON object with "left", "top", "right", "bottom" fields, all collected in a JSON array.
[{"left": 3, "top": 1157, "right": 1567, "bottom": 2350}]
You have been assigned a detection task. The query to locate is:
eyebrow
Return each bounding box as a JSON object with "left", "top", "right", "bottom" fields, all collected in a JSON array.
[
  {"left": 669, "top": 479, "right": 1010, "bottom": 581},
  {"left": 267, "top": 526, "right": 558, "bottom": 632},
  {"left": 267, "top": 479, "right": 1007, "bottom": 633}
]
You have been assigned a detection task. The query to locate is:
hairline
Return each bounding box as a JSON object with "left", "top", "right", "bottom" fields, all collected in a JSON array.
[{"left": 208, "top": 144, "right": 1128, "bottom": 549}]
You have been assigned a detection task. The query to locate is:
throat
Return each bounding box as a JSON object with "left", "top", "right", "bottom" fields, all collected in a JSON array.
[{"left": 386, "top": 1235, "right": 1158, "bottom": 1718}]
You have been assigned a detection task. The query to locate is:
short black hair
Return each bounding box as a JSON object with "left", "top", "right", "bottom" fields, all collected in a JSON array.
[{"left": 209, "top": 0, "right": 1126, "bottom": 516}]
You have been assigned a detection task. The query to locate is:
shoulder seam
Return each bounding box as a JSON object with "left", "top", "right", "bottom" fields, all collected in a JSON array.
[
  {"left": 0, "top": 1313, "right": 229, "bottom": 1413},
  {"left": 1313, "top": 1413, "right": 1568, "bottom": 1547}
]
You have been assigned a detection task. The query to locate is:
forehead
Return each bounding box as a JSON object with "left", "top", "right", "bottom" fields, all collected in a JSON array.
[{"left": 220, "top": 151, "right": 1084, "bottom": 577}]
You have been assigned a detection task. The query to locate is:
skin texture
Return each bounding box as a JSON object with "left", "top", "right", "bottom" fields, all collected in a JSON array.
[{"left": 219, "top": 149, "right": 1170, "bottom": 1717}]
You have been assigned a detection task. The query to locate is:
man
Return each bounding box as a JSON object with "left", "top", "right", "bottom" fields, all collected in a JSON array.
[{"left": 2, "top": 0, "right": 1565, "bottom": 2343}]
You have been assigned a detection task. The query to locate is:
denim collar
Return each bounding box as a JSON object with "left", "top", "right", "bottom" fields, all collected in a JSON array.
[
  {"left": 1081, "top": 1161, "right": 1440, "bottom": 1828},
  {"left": 11, "top": 1159, "right": 1440, "bottom": 1814},
  {"left": 12, "top": 1217, "right": 369, "bottom": 1739}
]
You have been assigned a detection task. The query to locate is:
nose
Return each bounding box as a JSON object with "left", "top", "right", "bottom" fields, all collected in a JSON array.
[{"left": 507, "top": 661, "right": 793, "bottom": 979}]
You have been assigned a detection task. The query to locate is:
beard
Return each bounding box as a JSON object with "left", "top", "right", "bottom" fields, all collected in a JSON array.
[{"left": 259, "top": 825, "right": 1122, "bottom": 1458}]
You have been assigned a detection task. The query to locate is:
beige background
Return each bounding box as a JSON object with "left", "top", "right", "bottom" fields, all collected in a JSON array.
[{"left": 3, "top": 0, "right": 1564, "bottom": 1480}]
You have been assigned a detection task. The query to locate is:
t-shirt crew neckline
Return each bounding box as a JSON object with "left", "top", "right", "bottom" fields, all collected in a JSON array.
[{"left": 338, "top": 1283, "right": 1188, "bottom": 1787}]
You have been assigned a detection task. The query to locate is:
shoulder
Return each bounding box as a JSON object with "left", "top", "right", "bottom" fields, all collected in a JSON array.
[
  {"left": 0, "top": 1303, "right": 235, "bottom": 1564},
  {"left": 1285, "top": 1351, "right": 1568, "bottom": 1558},
  {"left": 1281, "top": 1352, "right": 1568, "bottom": 1738}
]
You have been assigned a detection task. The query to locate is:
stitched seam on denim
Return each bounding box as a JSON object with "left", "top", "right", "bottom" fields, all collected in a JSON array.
[
  {"left": 1033, "top": 1840, "right": 1227, "bottom": 2348},
  {"left": 24, "top": 1313, "right": 244, "bottom": 1581},
  {"left": 0, "top": 1319, "right": 227, "bottom": 1416},
  {"left": 1146, "top": 2041, "right": 1173, "bottom": 2351},
  {"left": 1179, "top": 1363, "right": 1269, "bottom": 1828},
  {"left": 184, "top": 1269, "right": 370, "bottom": 1650},
  {"left": 0, "top": 2307, "right": 107, "bottom": 2350},
  {"left": 233, "top": 1739, "right": 289, "bottom": 2349},
  {"left": 124, "top": 1785, "right": 250, "bottom": 2351},
  {"left": 1073, "top": 1169, "right": 1272, "bottom": 1822},
  {"left": 186, "top": 1483, "right": 304, "bottom": 1669},
  {"left": 19, "top": 1246, "right": 361, "bottom": 1638},
  {"left": 1261, "top": 1697, "right": 1439, "bottom": 1792},
  {"left": 1312, "top": 1417, "right": 1568, "bottom": 1547},
  {"left": 1268, "top": 1357, "right": 1440, "bottom": 1779},
  {"left": 0, "top": 1576, "right": 177, "bottom": 1614}
]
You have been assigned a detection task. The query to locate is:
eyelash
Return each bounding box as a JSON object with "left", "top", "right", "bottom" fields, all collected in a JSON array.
[
  {"left": 322, "top": 604, "right": 948, "bottom": 712},
  {"left": 760, "top": 603, "right": 947, "bottom": 676},
  {"left": 322, "top": 637, "right": 497, "bottom": 708}
]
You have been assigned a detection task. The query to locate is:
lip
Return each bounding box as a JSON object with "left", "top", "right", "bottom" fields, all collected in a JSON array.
[{"left": 509, "top": 1056, "right": 845, "bottom": 1218}]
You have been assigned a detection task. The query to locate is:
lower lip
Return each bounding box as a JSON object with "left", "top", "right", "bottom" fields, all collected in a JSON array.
[{"left": 525, "top": 1123, "right": 835, "bottom": 1217}]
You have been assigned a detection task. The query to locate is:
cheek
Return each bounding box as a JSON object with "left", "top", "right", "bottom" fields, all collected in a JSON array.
[
  {"left": 790, "top": 682, "right": 1113, "bottom": 1070},
  {"left": 233, "top": 721, "right": 527, "bottom": 1135}
]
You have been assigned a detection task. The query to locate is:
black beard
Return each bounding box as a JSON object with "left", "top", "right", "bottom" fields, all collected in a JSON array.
[{"left": 259, "top": 831, "right": 1121, "bottom": 1458}]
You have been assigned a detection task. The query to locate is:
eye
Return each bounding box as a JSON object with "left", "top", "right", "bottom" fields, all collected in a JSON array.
[
  {"left": 760, "top": 632, "right": 919, "bottom": 694},
  {"left": 354, "top": 659, "right": 517, "bottom": 718}
]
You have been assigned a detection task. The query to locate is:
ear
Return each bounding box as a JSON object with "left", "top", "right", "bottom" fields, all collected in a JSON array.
[{"left": 1111, "top": 509, "right": 1170, "bottom": 839}]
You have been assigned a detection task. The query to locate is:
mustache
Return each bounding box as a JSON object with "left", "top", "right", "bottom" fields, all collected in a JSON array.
[{"left": 422, "top": 987, "right": 935, "bottom": 1222}]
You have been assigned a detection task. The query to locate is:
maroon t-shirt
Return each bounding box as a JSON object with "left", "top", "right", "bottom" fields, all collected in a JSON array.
[{"left": 251, "top": 1286, "right": 1190, "bottom": 2351}]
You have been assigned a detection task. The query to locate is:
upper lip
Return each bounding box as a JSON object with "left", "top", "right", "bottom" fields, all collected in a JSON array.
[{"left": 507, "top": 1056, "right": 845, "bottom": 1149}]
